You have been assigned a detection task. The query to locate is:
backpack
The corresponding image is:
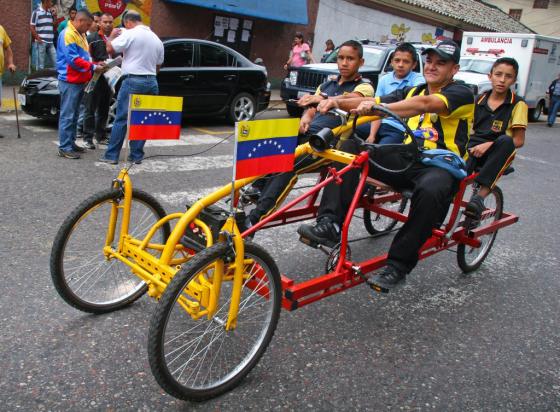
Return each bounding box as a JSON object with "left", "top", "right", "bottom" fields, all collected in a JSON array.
[{"left": 420, "top": 149, "right": 467, "bottom": 180}]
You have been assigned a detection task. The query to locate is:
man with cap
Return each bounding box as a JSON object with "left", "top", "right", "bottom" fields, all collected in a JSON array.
[{"left": 297, "top": 40, "right": 475, "bottom": 291}]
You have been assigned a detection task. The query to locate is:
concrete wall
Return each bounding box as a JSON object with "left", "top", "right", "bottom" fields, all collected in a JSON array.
[
  {"left": 313, "top": 0, "right": 453, "bottom": 57},
  {"left": 0, "top": 1, "right": 32, "bottom": 84},
  {"left": 483, "top": 0, "right": 560, "bottom": 36}
]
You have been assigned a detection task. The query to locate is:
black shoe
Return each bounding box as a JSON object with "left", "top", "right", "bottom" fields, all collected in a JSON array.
[
  {"left": 464, "top": 194, "right": 485, "bottom": 220},
  {"left": 547, "top": 123, "right": 553, "bottom": 127},
  {"left": 58, "top": 149, "right": 81, "bottom": 159},
  {"left": 98, "top": 156, "right": 118, "bottom": 165},
  {"left": 83, "top": 140, "right": 96, "bottom": 150},
  {"left": 297, "top": 217, "right": 340, "bottom": 248},
  {"left": 96, "top": 137, "right": 110, "bottom": 145},
  {"left": 127, "top": 157, "right": 142, "bottom": 164},
  {"left": 240, "top": 186, "right": 261, "bottom": 203},
  {"left": 367, "top": 265, "right": 406, "bottom": 292},
  {"left": 72, "top": 143, "right": 86, "bottom": 153}
]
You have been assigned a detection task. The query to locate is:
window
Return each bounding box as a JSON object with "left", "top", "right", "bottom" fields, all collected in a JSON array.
[
  {"left": 509, "top": 9, "right": 523, "bottom": 21},
  {"left": 199, "top": 44, "right": 236, "bottom": 67},
  {"left": 533, "top": 0, "right": 549, "bottom": 9},
  {"left": 163, "top": 42, "right": 194, "bottom": 68}
]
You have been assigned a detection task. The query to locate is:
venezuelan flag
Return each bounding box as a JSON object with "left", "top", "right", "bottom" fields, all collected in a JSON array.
[
  {"left": 128, "top": 95, "right": 183, "bottom": 140},
  {"left": 235, "top": 118, "right": 300, "bottom": 179}
]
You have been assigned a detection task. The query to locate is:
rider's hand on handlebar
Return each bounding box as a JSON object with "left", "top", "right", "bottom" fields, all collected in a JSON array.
[
  {"left": 297, "top": 94, "right": 323, "bottom": 107},
  {"left": 351, "top": 101, "right": 377, "bottom": 116},
  {"left": 317, "top": 98, "right": 339, "bottom": 114}
]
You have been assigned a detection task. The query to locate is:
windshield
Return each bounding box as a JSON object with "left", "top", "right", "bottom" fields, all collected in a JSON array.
[
  {"left": 324, "top": 46, "right": 386, "bottom": 70},
  {"left": 459, "top": 58, "right": 494, "bottom": 75}
]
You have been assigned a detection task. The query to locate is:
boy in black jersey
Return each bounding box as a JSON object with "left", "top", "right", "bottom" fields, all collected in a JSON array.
[{"left": 465, "top": 57, "right": 527, "bottom": 219}]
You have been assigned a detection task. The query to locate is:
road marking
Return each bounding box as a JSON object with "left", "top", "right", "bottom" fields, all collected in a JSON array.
[
  {"left": 94, "top": 154, "right": 233, "bottom": 174},
  {"left": 516, "top": 154, "right": 553, "bottom": 166},
  {"left": 192, "top": 127, "right": 234, "bottom": 135},
  {"left": 51, "top": 133, "right": 227, "bottom": 148},
  {"left": 0, "top": 113, "right": 36, "bottom": 122}
]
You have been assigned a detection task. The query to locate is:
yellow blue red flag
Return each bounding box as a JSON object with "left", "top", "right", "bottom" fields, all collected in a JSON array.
[
  {"left": 128, "top": 95, "right": 183, "bottom": 140},
  {"left": 235, "top": 118, "right": 300, "bottom": 179}
]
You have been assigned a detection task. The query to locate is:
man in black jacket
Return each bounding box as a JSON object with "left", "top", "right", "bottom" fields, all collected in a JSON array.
[
  {"left": 547, "top": 73, "right": 560, "bottom": 127},
  {"left": 83, "top": 12, "right": 114, "bottom": 148}
]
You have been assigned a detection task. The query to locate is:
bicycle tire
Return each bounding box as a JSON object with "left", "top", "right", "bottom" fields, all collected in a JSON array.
[
  {"left": 148, "top": 241, "right": 281, "bottom": 401},
  {"left": 457, "top": 186, "right": 503, "bottom": 273},
  {"left": 363, "top": 196, "right": 408, "bottom": 235},
  {"left": 50, "top": 188, "right": 170, "bottom": 314}
]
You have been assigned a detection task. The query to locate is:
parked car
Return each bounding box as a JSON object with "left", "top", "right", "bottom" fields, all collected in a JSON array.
[
  {"left": 281, "top": 41, "right": 425, "bottom": 117},
  {"left": 18, "top": 38, "right": 271, "bottom": 125}
]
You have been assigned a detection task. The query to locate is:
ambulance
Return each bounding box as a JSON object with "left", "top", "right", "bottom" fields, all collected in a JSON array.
[{"left": 455, "top": 32, "right": 560, "bottom": 121}]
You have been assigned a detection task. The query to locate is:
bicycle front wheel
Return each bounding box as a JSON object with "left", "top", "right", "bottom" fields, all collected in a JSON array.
[
  {"left": 457, "top": 186, "right": 503, "bottom": 273},
  {"left": 50, "top": 188, "right": 170, "bottom": 313},
  {"left": 148, "top": 242, "right": 281, "bottom": 401}
]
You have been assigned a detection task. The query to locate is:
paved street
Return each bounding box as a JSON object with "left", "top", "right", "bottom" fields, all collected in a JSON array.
[{"left": 0, "top": 108, "right": 559, "bottom": 411}]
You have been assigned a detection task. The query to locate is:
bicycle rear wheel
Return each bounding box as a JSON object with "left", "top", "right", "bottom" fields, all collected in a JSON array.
[
  {"left": 457, "top": 186, "right": 503, "bottom": 273},
  {"left": 148, "top": 242, "right": 281, "bottom": 401},
  {"left": 363, "top": 195, "right": 408, "bottom": 235},
  {"left": 50, "top": 188, "right": 170, "bottom": 313}
]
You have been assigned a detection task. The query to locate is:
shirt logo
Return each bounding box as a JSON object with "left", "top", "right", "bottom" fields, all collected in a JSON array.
[{"left": 491, "top": 120, "right": 503, "bottom": 132}]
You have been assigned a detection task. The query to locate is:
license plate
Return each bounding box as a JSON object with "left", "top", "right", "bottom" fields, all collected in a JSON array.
[
  {"left": 17, "top": 94, "right": 26, "bottom": 106},
  {"left": 297, "top": 91, "right": 308, "bottom": 98}
]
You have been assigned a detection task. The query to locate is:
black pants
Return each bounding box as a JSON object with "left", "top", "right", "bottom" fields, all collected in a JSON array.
[
  {"left": 83, "top": 76, "right": 112, "bottom": 142},
  {"left": 318, "top": 139, "right": 458, "bottom": 274},
  {"left": 467, "top": 135, "right": 516, "bottom": 189}
]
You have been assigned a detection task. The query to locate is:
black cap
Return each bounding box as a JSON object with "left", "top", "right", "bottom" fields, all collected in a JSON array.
[{"left": 422, "top": 40, "right": 460, "bottom": 64}]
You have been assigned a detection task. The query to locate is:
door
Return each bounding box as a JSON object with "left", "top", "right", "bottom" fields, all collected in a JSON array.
[
  {"left": 195, "top": 43, "right": 240, "bottom": 114},
  {"left": 157, "top": 41, "right": 200, "bottom": 115}
]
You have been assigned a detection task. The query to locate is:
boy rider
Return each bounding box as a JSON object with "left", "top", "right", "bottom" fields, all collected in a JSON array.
[
  {"left": 298, "top": 40, "right": 475, "bottom": 291},
  {"left": 244, "top": 40, "right": 374, "bottom": 228},
  {"left": 465, "top": 57, "right": 527, "bottom": 219}
]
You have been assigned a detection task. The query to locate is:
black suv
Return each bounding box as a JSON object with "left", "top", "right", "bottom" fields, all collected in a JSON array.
[
  {"left": 280, "top": 42, "right": 424, "bottom": 117},
  {"left": 18, "top": 39, "right": 271, "bottom": 124}
]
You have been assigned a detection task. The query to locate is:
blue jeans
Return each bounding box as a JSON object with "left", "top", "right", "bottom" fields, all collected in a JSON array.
[
  {"left": 58, "top": 80, "right": 85, "bottom": 152},
  {"left": 548, "top": 97, "right": 560, "bottom": 125},
  {"left": 105, "top": 75, "right": 159, "bottom": 162},
  {"left": 36, "top": 42, "right": 56, "bottom": 70},
  {"left": 355, "top": 122, "right": 405, "bottom": 144}
]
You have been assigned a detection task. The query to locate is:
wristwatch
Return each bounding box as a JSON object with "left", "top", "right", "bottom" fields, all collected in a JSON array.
[{"left": 319, "top": 92, "right": 329, "bottom": 100}]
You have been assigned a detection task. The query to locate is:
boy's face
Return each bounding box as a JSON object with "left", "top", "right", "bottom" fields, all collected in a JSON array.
[
  {"left": 391, "top": 50, "right": 416, "bottom": 79},
  {"left": 488, "top": 63, "right": 517, "bottom": 94},
  {"left": 337, "top": 45, "right": 364, "bottom": 79}
]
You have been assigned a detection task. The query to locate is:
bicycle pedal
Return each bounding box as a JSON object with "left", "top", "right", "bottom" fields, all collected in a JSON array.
[
  {"left": 298, "top": 235, "right": 319, "bottom": 249},
  {"left": 367, "top": 280, "right": 389, "bottom": 294}
]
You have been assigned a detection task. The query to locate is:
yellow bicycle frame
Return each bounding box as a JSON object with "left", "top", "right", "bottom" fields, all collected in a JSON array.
[{"left": 101, "top": 115, "right": 379, "bottom": 327}]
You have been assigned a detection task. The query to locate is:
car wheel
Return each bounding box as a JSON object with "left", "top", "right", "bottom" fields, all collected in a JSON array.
[
  {"left": 105, "top": 96, "right": 117, "bottom": 131},
  {"left": 286, "top": 104, "right": 303, "bottom": 118},
  {"left": 528, "top": 100, "right": 544, "bottom": 122},
  {"left": 228, "top": 92, "right": 256, "bottom": 123}
]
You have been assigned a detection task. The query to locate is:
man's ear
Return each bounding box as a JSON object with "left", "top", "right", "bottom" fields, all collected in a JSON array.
[{"left": 359, "top": 57, "right": 365, "bottom": 67}]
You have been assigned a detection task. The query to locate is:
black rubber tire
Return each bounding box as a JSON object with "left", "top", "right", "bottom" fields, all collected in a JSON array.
[
  {"left": 50, "top": 188, "right": 170, "bottom": 313},
  {"left": 528, "top": 100, "right": 544, "bottom": 122},
  {"left": 286, "top": 103, "right": 304, "bottom": 118},
  {"left": 227, "top": 92, "right": 256, "bottom": 123},
  {"left": 148, "top": 241, "right": 281, "bottom": 401},
  {"left": 363, "top": 196, "right": 408, "bottom": 235},
  {"left": 457, "top": 186, "right": 503, "bottom": 273}
]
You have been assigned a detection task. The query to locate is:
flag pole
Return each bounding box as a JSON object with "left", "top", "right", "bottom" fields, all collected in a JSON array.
[
  {"left": 124, "top": 94, "right": 132, "bottom": 165},
  {"left": 230, "top": 122, "right": 239, "bottom": 216}
]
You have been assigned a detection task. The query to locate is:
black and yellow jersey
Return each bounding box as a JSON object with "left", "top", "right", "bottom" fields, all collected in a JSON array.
[
  {"left": 470, "top": 89, "right": 528, "bottom": 148},
  {"left": 377, "top": 81, "right": 475, "bottom": 158}
]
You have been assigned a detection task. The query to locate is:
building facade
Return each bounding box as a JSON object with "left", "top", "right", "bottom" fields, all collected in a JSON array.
[{"left": 482, "top": 0, "right": 560, "bottom": 37}]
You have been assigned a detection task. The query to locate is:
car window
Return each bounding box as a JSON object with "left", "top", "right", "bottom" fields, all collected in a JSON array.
[
  {"left": 199, "top": 44, "right": 236, "bottom": 67},
  {"left": 163, "top": 42, "right": 194, "bottom": 68},
  {"left": 459, "top": 58, "right": 494, "bottom": 74}
]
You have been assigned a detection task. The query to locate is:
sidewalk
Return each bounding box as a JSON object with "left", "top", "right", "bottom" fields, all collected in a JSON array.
[{"left": 1, "top": 85, "right": 21, "bottom": 111}]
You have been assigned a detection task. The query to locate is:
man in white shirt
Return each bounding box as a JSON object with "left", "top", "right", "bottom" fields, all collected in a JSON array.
[{"left": 100, "top": 10, "right": 164, "bottom": 164}]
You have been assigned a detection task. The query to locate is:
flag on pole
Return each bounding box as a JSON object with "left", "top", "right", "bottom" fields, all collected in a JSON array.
[
  {"left": 235, "top": 118, "right": 300, "bottom": 179},
  {"left": 128, "top": 95, "right": 183, "bottom": 140}
]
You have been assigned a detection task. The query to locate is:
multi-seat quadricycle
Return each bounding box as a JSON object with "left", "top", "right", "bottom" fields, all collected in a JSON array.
[{"left": 50, "top": 107, "right": 518, "bottom": 401}]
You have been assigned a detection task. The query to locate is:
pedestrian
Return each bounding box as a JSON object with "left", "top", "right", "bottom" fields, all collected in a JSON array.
[
  {"left": 82, "top": 12, "right": 115, "bottom": 149},
  {"left": 56, "top": 10, "right": 106, "bottom": 159},
  {"left": 283, "top": 32, "right": 315, "bottom": 70},
  {"left": 75, "top": 12, "right": 102, "bottom": 139},
  {"left": 30, "top": 0, "right": 57, "bottom": 70},
  {"left": 99, "top": 10, "right": 164, "bottom": 165},
  {"left": 0, "top": 24, "right": 16, "bottom": 138},
  {"left": 547, "top": 72, "right": 560, "bottom": 127},
  {"left": 320, "top": 39, "right": 335, "bottom": 62},
  {"left": 57, "top": 7, "right": 77, "bottom": 35}
]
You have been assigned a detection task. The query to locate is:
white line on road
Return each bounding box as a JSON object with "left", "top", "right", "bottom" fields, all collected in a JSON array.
[
  {"left": 51, "top": 133, "right": 226, "bottom": 148},
  {"left": 94, "top": 154, "right": 233, "bottom": 174},
  {"left": 516, "top": 154, "right": 554, "bottom": 166}
]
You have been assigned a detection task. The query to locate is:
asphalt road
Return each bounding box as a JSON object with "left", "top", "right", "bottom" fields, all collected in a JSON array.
[{"left": 0, "top": 108, "right": 559, "bottom": 411}]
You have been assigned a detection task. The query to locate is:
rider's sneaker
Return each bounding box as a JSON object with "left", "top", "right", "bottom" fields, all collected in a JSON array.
[
  {"left": 465, "top": 194, "right": 485, "bottom": 220},
  {"left": 297, "top": 216, "right": 341, "bottom": 248},
  {"left": 367, "top": 265, "right": 406, "bottom": 293}
]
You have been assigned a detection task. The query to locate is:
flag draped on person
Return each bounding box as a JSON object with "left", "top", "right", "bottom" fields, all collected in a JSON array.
[
  {"left": 128, "top": 95, "right": 183, "bottom": 140},
  {"left": 235, "top": 118, "right": 300, "bottom": 179}
]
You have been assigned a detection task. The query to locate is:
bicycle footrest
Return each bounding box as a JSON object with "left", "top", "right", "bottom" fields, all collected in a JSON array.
[
  {"left": 366, "top": 279, "right": 389, "bottom": 294},
  {"left": 299, "top": 235, "right": 319, "bottom": 249}
]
